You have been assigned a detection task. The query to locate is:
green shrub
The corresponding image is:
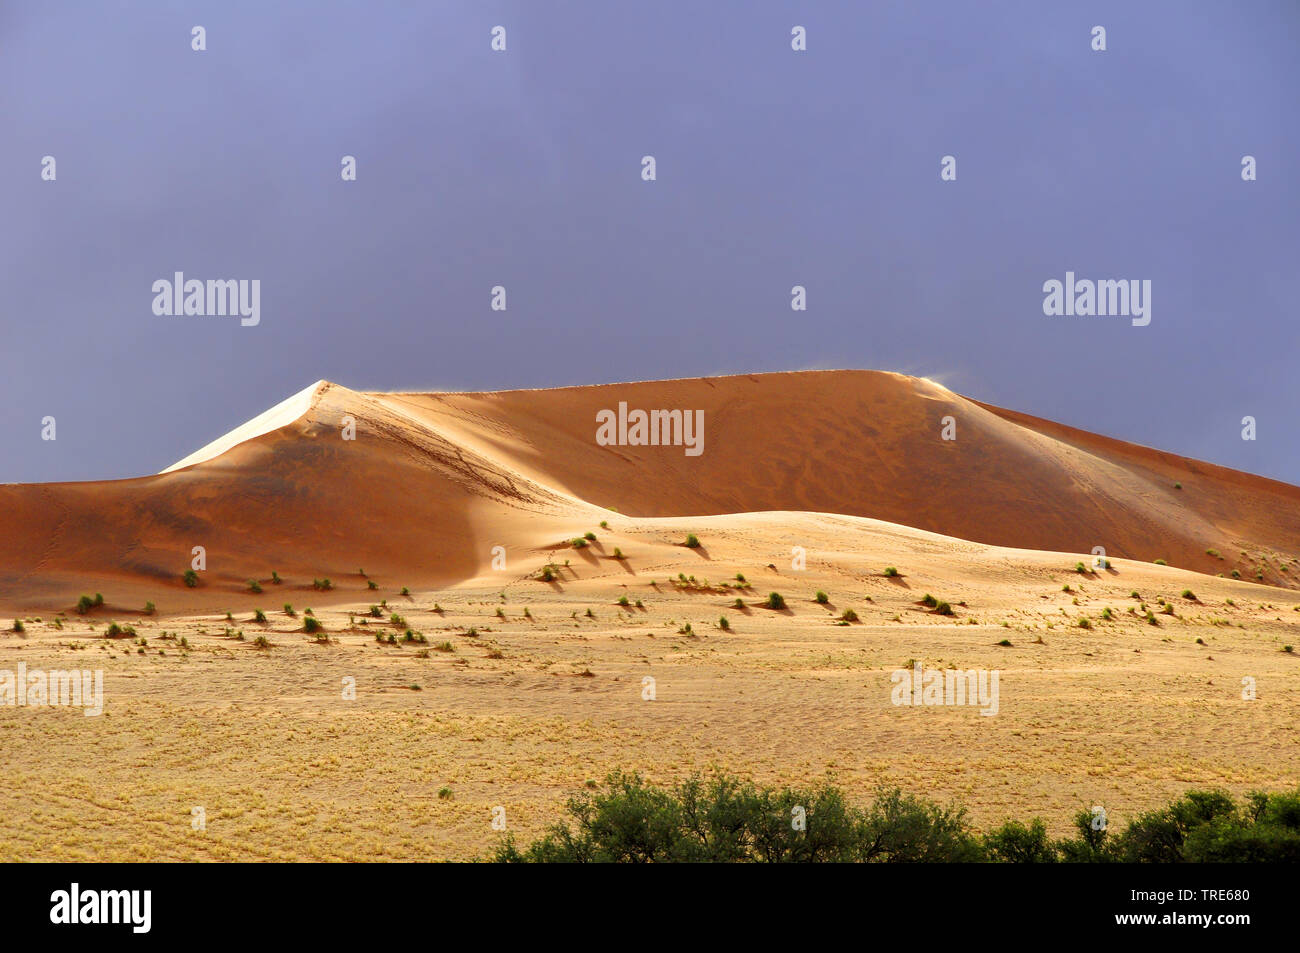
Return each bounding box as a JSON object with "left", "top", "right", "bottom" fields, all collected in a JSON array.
[
  {"left": 313, "top": 578, "right": 333, "bottom": 591},
  {"left": 765, "top": 592, "right": 786, "bottom": 610},
  {"left": 183, "top": 570, "right": 199, "bottom": 588},
  {"left": 684, "top": 534, "right": 700, "bottom": 549},
  {"left": 841, "top": 609, "right": 859, "bottom": 623},
  {"left": 254, "top": 609, "right": 267, "bottom": 623},
  {"left": 11, "top": 620, "right": 24, "bottom": 633},
  {"left": 248, "top": 579, "right": 262, "bottom": 593},
  {"left": 303, "top": 616, "right": 323, "bottom": 634},
  {"left": 883, "top": 567, "right": 899, "bottom": 577},
  {"left": 492, "top": 772, "right": 981, "bottom": 863},
  {"left": 814, "top": 590, "right": 829, "bottom": 604},
  {"left": 984, "top": 819, "right": 1058, "bottom": 863},
  {"left": 934, "top": 601, "right": 954, "bottom": 616},
  {"left": 920, "top": 593, "right": 938, "bottom": 608}
]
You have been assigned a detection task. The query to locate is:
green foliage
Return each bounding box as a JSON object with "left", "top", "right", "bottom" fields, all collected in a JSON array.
[
  {"left": 764, "top": 592, "right": 786, "bottom": 610},
  {"left": 183, "top": 569, "right": 199, "bottom": 587},
  {"left": 493, "top": 775, "right": 1300, "bottom": 863},
  {"left": 493, "top": 772, "right": 983, "bottom": 863}
]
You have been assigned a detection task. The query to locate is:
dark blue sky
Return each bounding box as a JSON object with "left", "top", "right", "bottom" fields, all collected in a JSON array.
[{"left": 4, "top": 1, "right": 1297, "bottom": 484}]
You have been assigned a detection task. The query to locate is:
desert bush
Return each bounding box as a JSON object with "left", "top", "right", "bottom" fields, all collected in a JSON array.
[
  {"left": 984, "top": 819, "right": 1058, "bottom": 863},
  {"left": 254, "top": 609, "right": 267, "bottom": 623},
  {"left": 883, "top": 567, "right": 899, "bottom": 577},
  {"left": 248, "top": 580, "right": 262, "bottom": 594},
  {"left": 684, "top": 534, "right": 700, "bottom": 549},
  {"left": 183, "top": 570, "right": 199, "bottom": 588},
  {"left": 303, "top": 616, "right": 323, "bottom": 634},
  {"left": 814, "top": 590, "right": 829, "bottom": 604},
  {"left": 765, "top": 592, "right": 786, "bottom": 610},
  {"left": 495, "top": 773, "right": 1300, "bottom": 864}
]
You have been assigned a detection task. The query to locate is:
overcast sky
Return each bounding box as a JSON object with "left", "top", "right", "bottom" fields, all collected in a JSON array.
[{"left": 4, "top": 1, "right": 1297, "bottom": 485}]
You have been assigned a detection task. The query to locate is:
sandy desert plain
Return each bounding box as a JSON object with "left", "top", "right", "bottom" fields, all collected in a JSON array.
[{"left": 0, "top": 370, "right": 1297, "bottom": 861}]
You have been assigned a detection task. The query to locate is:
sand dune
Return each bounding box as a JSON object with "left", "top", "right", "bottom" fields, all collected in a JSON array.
[
  {"left": 0, "top": 370, "right": 1297, "bottom": 611},
  {"left": 3, "top": 370, "right": 1299, "bottom": 862}
]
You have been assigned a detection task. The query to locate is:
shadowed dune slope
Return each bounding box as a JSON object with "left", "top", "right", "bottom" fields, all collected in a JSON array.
[
  {"left": 1, "top": 370, "right": 1297, "bottom": 608},
  {"left": 0, "top": 383, "right": 590, "bottom": 608}
]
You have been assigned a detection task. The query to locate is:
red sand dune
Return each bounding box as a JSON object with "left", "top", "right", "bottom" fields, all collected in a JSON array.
[{"left": 2, "top": 370, "right": 1297, "bottom": 609}]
